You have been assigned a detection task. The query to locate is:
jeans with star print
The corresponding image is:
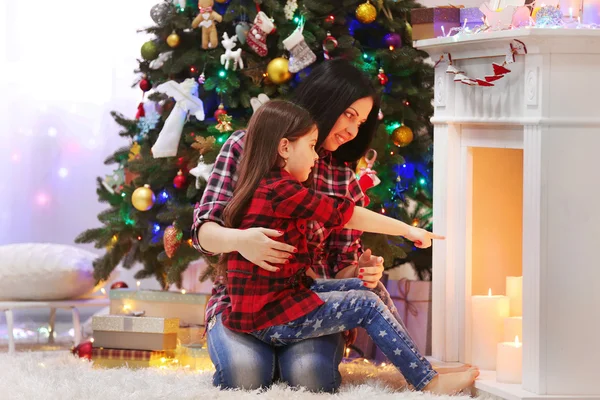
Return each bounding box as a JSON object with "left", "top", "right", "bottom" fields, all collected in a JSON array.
[{"left": 250, "top": 278, "right": 437, "bottom": 391}]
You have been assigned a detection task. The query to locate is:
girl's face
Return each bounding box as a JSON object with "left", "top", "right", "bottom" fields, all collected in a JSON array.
[
  {"left": 321, "top": 96, "right": 374, "bottom": 152},
  {"left": 280, "top": 127, "right": 319, "bottom": 182}
]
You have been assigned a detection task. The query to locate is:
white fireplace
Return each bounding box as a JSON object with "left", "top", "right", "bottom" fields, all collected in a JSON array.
[{"left": 415, "top": 30, "right": 600, "bottom": 399}]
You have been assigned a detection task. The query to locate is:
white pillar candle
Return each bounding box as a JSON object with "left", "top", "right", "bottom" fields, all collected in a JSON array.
[
  {"left": 471, "top": 289, "right": 510, "bottom": 370},
  {"left": 506, "top": 276, "right": 522, "bottom": 317},
  {"left": 504, "top": 316, "right": 523, "bottom": 342},
  {"left": 496, "top": 336, "right": 523, "bottom": 383}
]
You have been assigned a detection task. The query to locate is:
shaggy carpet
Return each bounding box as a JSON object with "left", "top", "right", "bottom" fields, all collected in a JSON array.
[{"left": 0, "top": 351, "right": 481, "bottom": 400}]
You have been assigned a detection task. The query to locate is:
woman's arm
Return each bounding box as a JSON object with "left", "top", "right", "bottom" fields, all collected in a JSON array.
[{"left": 345, "top": 207, "right": 444, "bottom": 248}]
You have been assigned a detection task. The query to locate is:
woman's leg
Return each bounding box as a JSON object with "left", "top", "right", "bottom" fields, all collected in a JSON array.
[
  {"left": 207, "top": 313, "right": 276, "bottom": 390},
  {"left": 276, "top": 333, "right": 345, "bottom": 393}
]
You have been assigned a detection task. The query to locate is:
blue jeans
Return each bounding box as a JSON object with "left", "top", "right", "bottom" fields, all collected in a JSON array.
[
  {"left": 250, "top": 278, "right": 437, "bottom": 391},
  {"left": 207, "top": 313, "right": 345, "bottom": 392}
]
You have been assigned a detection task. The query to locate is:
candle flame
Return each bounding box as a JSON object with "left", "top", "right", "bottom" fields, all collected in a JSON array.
[
  {"left": 345, "top": 348, "right": 350, "bottom": 357},
  {"left": 515, "top": 335, "right": 521, "bottom": 347},
  {"left": 100, "top": 288, "right": 106, "bottom": 295},
  {"left": 488, "top": 288, "right": 492, "bottom": 296},
  {"left": 181, "top": 289, "right": 186, "bottom": 295},
  {"left": 136, "top": 281, "right": 141, "bottom": 288}
]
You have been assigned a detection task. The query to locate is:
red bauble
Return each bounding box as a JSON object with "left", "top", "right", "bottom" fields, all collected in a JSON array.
[
  {"left": 214, "top": 103, "right": 227, "bottom": 120},
  {"left": 377, "top": 68, "right": 388, "bottom": 85},
  {"left": 72, "top": 340, "right": 93, "bottom": 360},
  {"left": 139, "top": 78, "right": 152, "bottom": 92},
  {"left": 173, "top": 170, "right": 187, "bottom": 189},
  {"left": 110, "top": 281, "right": 129, "bottom": 289}
]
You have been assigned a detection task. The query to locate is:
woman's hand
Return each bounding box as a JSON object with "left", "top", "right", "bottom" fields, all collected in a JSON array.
[
  {"left": 357, "top": 249, "right": 384, "bottom": 289},
  {"left": 235, "top": 228, "right": 296, "bottom": 272},
  {"left": 405, "top": 227, "right": 445, "bottom": 249}
]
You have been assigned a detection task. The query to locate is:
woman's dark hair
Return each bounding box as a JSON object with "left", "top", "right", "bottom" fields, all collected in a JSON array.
[
  {"left": 292, "top": 58, "right": 381, "bottom": 163},
  {"left": 223, "top": 100, "right": 315, "bottom": 230}
]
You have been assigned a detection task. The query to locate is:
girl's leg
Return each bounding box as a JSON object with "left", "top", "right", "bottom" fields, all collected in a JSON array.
[
  {"left": 276, "top": 333, "right": 345, "bottom": 393},
  {"left": 207, "top": 313, "right": 276, "bottom": 390}
]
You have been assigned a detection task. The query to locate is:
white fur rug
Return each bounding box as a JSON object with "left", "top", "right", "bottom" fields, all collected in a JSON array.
[{"left": 0, "top": 352, "right": 480, "bottom": 400}]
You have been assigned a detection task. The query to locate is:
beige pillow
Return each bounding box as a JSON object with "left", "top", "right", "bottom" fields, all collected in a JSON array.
[{"left": 0, "top": 243, "right": 99, "bottom": 301}]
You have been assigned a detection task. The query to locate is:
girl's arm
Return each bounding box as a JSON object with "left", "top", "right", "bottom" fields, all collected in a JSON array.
[{"left": 345, "top": 207, "right": 444, "bottom": 248}]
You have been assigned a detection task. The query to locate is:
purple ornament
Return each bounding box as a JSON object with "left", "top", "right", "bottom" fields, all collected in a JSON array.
[{"left": 383, "top": 33, "right": 402, "bottom": 48}]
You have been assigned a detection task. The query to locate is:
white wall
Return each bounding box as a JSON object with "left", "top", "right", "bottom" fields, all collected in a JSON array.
[{"left": 0, "top": 0, "right": 163, "bottom": 289}]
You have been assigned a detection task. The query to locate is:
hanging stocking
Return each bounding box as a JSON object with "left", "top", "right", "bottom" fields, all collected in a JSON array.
[
  {"left": 246, "top": 11, "right": 275, "bottom": 57},
  {"left": 283, "top": 22, "right": 316, "bottom": 73}
]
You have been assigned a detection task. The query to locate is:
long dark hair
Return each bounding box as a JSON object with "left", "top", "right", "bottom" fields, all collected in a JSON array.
[
  {"left": 223, "top": 100, "right": 315, "bottom": 231},
  {"left": 292, "top": 58, "right": 381, "bottom": 162}
]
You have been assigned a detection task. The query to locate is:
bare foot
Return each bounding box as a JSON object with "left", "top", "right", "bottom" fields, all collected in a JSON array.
[
  {"left": 423, "top": 367, "right": 480, "bottom": 395},
  {"left": 434, "top": 363, "right": 473, "bottom": 374}
]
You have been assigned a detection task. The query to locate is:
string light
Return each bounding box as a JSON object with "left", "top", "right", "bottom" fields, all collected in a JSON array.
[
  {"left": 419, "top": 178, "right": 426, "bottom": 185},
  {"left": 218, "top": 70, "right": 226, "bottom": 78},
  {"left": 58, "top": 168, "right": 69, "bottom": 178},
  {"left": 137, "top": 281, "right": 141, "bottom": 290},
  {"left": 326, "top": 15, "right": 335, "bottom": 23},
  {"left": 47, "top": 127, "right": 58, "bottom": 137},
  {"left": 190, "top": 66, "right": 197, "bottom": 73},
  {"left": 100, "top": 288, "right": 106, "bottom": 295},
  {"left": 181, "top": 289, "right": 186, "bottom": 295},
  {"left": 187, "top": 239, "right": 193, "bottom": 246},
  {"left": 137, "top": 236, "right": 142, "bottom": 241},
  {"left": 389, "top": 45, "right": 394, "bottom": 51},
  {"left": 153, "top": 223, "right": 161, "bottom": 233}
]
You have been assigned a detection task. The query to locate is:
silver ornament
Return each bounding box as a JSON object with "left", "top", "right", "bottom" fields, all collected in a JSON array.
[{"left": 150, "top": 2, "right": 169, "bottom": 24}]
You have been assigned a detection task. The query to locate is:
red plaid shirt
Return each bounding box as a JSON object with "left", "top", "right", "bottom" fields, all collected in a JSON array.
[
  {"left": 192, "top": 130, "right": 364, "bottom": 324},
  {"left": 222, "top": 169, "right": 355, "bottom": 332}
]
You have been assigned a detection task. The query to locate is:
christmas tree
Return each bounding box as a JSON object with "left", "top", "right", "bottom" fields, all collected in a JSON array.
[{"left": 75, "top": 0, "right": 434, "bottom": 289}]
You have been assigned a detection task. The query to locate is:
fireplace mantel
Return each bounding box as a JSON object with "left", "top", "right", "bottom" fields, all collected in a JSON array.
[{"left": 416, "top": 29, "right": 600, "bottom": 398}]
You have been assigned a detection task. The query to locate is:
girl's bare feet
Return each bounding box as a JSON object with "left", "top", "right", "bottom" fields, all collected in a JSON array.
[
  {"left": 423, "top": 367, "right": 480, "bottom": 395},
  {"left": 434, "top": 363, "right": 473, "bottom": 374}
]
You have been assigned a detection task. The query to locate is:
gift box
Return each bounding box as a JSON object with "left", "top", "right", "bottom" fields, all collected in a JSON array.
[
  {"left": 177, "top": 343, "right": 213, "bottom": 371},
  {"left": 92, "top": 348, "right": 176, "bottom": 369},
  {"left": 460, "top": 7, "right": 485, "bottom": 30},
  {"left": 411, "top": 7, "right": 461, "bottom": 41},
  {"left": 375, "top": 279, "right": 432, "bottom": 362},
  {"left": 109, "top": 289, "right": 210, "bottom": 326},
  {"left": 178, "top": 325, "right": 205, "bottom": 346},
  {"left": 92, "top": 315, "right": 179, "bottom": 351}
]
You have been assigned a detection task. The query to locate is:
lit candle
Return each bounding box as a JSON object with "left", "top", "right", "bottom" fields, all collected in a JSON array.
[
  {"left": 471, "top": 288, "right": 510, "bottom": 370},
  {"left": 441, "top": 25, "right": 446, "bottom": 37},
  {"left": 100, "top": 288, "right": 106, "bottom": 296},
  {"left": 504, "top": 316, "right": 523, "bottom": 342},
  {"left": 496, "top": 336, "right": 523, "bottom": 383},
  {"left": 506, "top": 276, "right": 522, "bottom": 316},
  {"left": 136, "top": 281, "right": 141, "bottom": 291},
  {"left": 181, "top": 289, "right": 186, "bottom": 295},
  {"left": 569, "top": 7, "right": 574, "bottom": 18}
]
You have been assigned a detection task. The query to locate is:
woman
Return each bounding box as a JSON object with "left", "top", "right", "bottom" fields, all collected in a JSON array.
[{"left": 193, "top": 59, "right": 418, "bottom": 392}]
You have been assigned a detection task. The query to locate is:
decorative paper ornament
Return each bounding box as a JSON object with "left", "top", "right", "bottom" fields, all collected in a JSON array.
[
  {"left": 102, "top": 168, "right": 125, "bottom": 195},
  {"left": 71, "top": 340, "right": 93, "bottom": 360},
  {"left": 383, "top": 33, "right": 402, "bottom": 48},
  {"left": 150, "top": 2, "right": 169, "bottom": 24},
  {"left": 110, "top": 281, "right": 129, "bottom": 289},
  {"left": 189, "top": 155, "right": 213, "bottom": 189},
  {"left": 493, "top": 63, "right": 511, "bottom": 75},
  {"left": 139, "top": 76, "right": 152, "bottom": 92},
  {"left": 166, "top": 31, "right": 180, "bottom": 47},
  {"left": 191, "top": 2, "right": 223, "bottom": 49},
  {"left": 392, "top": 126, "right": 414, "bottom": 147},
  {"left": 132, "top": 184, "right": 156, "bottom": 211},
  {"left": 247, "top": 11, "right": 275, "bottom": 57},
  {"left": 284, "top": 0, "right": 298, "bottom": 20},
  {"left": 214, "top": 103, "right": 227, "bottom": 119},
  {"left": 356, "top": 1, "right": 377, "bottom": 24},
  {"left": 163, "top": 225, "right": 183, "bottom": 258},
  {"left": 220, "top": 32, "right": 244, "bottom": 70},
  {"left": 377, "top": 68, "right": 388, "bottom": 85},
  {"left": 267, "top": 57, "right": 292, "bottom": 84},
  {"left": 235, "top": 21, "right": 250, "bottom": 44},
  {"left": 173, "top": 170, "right": 187, "bottom": 189},
  {"left": 141, "top": 41, "right": 159, "bottom": 61},
  {"left": 152, "top": 79, "right": 204, "bottom": 158}
]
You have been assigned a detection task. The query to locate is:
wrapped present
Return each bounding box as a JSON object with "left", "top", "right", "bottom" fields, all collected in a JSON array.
[
  {"left": 411, "top": 7, "right": 461, "bottom": 41},
  {"left": 177, "top": 343, "right": 213, "bottom": 371},
  {"left": 460, "top": 7, "right": 485, "bottom": 30},
  {"left": 177, "top": 325, "right": 205, "bottom": 346},
  {"left": 109, "top": 289, "right": 210, "bottom": 326},
  {"left": 92, "top": 315, "right": 179, "bottom": 351},
  {"left": 92, "top": 348, "right": 176, "bottom": 369}
]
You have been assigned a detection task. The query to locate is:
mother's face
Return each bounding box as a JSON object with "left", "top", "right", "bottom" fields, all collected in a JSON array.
[{"left": 321, "top": 96, "right": 374, "bottom": 152}]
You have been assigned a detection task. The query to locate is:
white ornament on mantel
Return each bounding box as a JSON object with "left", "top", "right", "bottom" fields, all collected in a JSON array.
[{"left": 417, "top": 29, "right": 600, "bottom": 399}]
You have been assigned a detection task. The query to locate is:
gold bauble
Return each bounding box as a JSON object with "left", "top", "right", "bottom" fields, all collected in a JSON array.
[
  {"left": 392, "top": 126, "right": 414, "bottom": 147},
  {"left": 355, "top": 1, "right": 377, "bottom": 24},
  {"left": 166, "top": 31, "right": 180, "bottom": 48},
  {"left": 266, "top": 57, "right": 292, "bottom": 84},
  {"left": 132, "top": 184, "right": 156, "bottom": 211}
]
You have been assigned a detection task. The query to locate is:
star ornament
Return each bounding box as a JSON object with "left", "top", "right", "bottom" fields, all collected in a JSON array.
[{"left": 189, "top": 156, "right": 214, "bottom": 189}]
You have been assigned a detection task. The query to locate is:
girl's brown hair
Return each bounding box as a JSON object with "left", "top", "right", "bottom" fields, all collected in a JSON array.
[{"left": 217, "top": 100, "right": 315, "bottom": 274}]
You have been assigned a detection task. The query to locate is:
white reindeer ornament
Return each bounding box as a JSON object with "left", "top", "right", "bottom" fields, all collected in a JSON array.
[{"left": 220, "top": 32, "right": 244, "bottom": 70}]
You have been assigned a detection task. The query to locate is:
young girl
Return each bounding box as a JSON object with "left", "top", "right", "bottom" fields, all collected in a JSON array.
[{"left": 220, "top": 100, "right": 479, "bottom": 394}]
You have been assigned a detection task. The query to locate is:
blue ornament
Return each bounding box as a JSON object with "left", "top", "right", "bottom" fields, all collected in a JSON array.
[{"left": 136, "top": 110, "right": 161, "bottom": 139}]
